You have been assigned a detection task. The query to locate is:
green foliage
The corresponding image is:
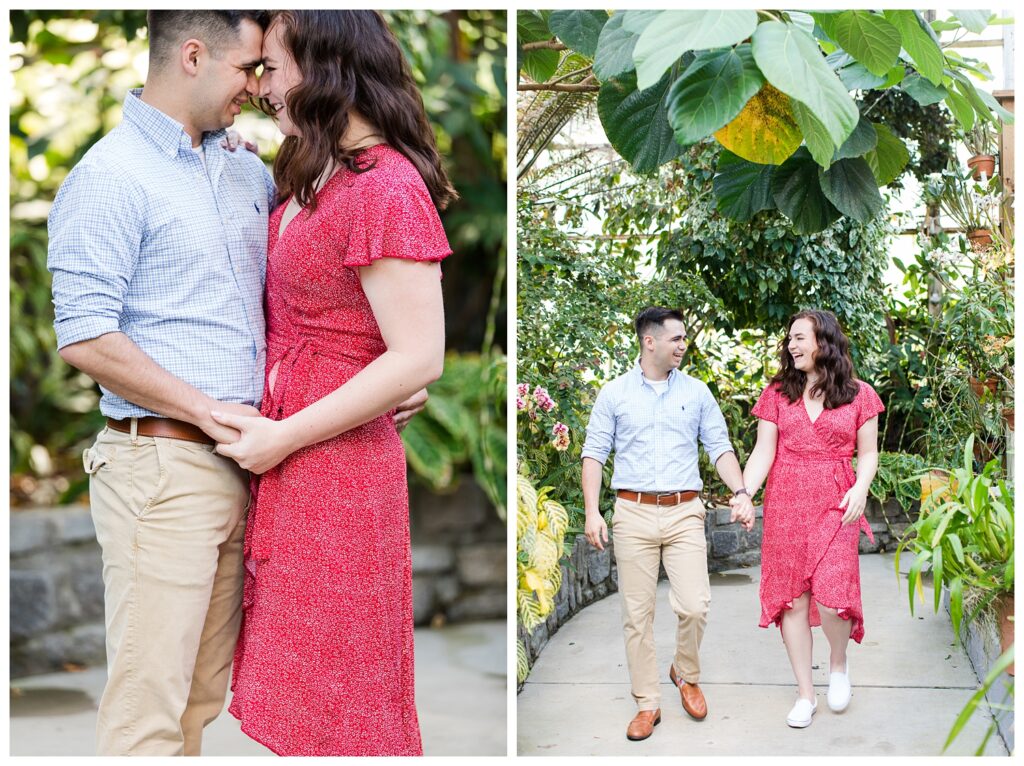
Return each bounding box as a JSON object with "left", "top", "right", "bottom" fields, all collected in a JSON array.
[
  {"left": 529, "top": 8, "right": 1007, "bottom": 234},
  {"left": 402, "top": 352, "right": 507, "bottom": 518},
  {"left": 895, "top": 436, "right": 1014, "bottom": 641},
  {"left": 944, "top": 644, "right": 1013, "bottom": 754},
  {"left": 516, "top": 473, "right": 569, "bottom": 632}
]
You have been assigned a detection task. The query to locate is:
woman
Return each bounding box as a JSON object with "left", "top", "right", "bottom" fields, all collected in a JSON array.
[
  {"left": 739, "top": 310, "right": 883, "bottom": 729},
  {"left": 209, "top": 11, "right": 454, "bottom": 755}
]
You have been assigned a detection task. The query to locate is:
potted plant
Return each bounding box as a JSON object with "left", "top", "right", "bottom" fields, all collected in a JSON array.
[
  {"left": 896, "top": 436, "right": 1014, "bottom": 667},
  {"left": 929, "top": 167, "right": 1003, "bottom": 251},
  {"left": 963, "top": 121, "right": 999, "bottom": 180}
]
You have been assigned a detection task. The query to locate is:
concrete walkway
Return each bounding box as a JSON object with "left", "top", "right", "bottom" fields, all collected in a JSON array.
[
  {"left": 10, "top": 620, "right": 505, "bottom": 757},
  {"left": 518, "top": 554, "right": 1009, "bottom": 756}
]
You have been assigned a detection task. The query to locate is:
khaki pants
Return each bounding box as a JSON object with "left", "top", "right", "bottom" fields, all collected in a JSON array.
[
  {"left": 612, "top": 496, "right": 710, "bottom": 710},
  {"left": 84, "top": 425, "right": 249, "bottom": 755}
]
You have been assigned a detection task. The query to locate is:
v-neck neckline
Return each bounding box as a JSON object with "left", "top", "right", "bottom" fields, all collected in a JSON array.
[{"left": 803, "top": 394, "right": 825, "bottom": 426}]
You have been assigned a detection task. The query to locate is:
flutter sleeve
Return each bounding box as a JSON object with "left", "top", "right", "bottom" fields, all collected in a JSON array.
[
  {"left": 856, "top": 382, "right": 885, "bottom": 429},
  {"left": 751, "top": 384, "right": 779, "bottom": 424},
  {"left": 341, "top": 168, "right": 452, "bottom": 268}
]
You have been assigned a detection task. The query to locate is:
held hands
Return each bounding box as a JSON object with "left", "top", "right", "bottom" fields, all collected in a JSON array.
[
  {"left": 839, "top": 484, "right": 869, "bottom": 526},
  {"left": 393, "top": 388, "right": 428, "bottom": 433},
  {"left": 210, "top": 410, "right": 297, "bottom": 474},
  {"left": 585, "top": 512, "right": 609, "bottom": 551},
  {"left": 197, "top": 402, "right": 262, "bottom": 445},
  {"left": 728, "top": 492, "right": 756, "bottom": 531}
]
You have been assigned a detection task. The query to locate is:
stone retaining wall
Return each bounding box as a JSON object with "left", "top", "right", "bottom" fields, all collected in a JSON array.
[
  {"left": 520, "top": 497, "right": 911, "bottom": 681},
  {"left": 10, "top": 474, "right": 505, "bottom": 678}
]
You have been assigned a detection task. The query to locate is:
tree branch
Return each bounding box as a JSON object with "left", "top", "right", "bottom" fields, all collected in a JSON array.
[
  {"left": 518, "top": 79, "right": 600, "bottom": 93},
  {"left": 521, "top": 40, "right": 567, "bottom": 52}
]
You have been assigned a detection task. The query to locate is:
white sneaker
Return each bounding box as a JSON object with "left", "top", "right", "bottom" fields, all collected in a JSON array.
[
  {"left": 827, "top": 663, "right": 851, "bottom": 712},
  {"left": 786, "top": 697, "right": 817, "bottom": 728}
]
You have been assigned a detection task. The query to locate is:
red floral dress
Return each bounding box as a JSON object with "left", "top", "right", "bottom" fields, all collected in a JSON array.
[
  {"left": 228, "top": 145, "right": 451, "bottom": 756},
  {"left": 751, "top": 380, "right": 884, "bottom": 642}
]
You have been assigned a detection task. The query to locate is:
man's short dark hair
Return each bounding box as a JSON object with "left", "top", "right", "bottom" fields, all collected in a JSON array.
[
  {"left": 634, "top": 306, "right": 684, "bottom": 342},
  {"left": 146, "top": 11, "right": 269, "bottom": 69}
]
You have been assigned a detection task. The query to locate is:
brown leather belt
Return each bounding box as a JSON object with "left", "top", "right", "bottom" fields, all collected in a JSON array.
[
  {"left": 106, "top": 417, "right": 214, "bottom": 446},
  {"left": 617, "top": 489, "right": 699, "bottom": 506}
]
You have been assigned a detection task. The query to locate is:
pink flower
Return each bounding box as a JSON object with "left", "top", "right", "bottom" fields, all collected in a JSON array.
[
  {"left": 551, "top": 422, "right": 569, "bottom": 435},
  {"left": 517, "top": 383, "right": 530, "bottom": 398},
  {"left": 516, "top": 396, "right": 526, "bottom": 410},
  {"left": 533, "top": 385, "right": 556, "bottom": 412}
]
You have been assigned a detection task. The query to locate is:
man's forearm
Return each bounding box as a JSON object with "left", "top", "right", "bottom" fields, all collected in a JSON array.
[
  {"left": 582, "top": 457, "right": 605, "bottom": 516},
  {"left": 59, "top": 331, "right": 214, "bottom": 425},
  {"left": 713, "top": 451, "right": 747, "bottom": 493}
]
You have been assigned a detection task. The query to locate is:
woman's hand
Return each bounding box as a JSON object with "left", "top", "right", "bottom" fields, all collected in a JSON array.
[
  {"left": 210, "top": 410, "right": 297, "bottom": 474},
  {"left": 838, "top": 484, "right": 869, "bottom": 526},
  {"left": 221, "top": 130, "right": 259, "bottom": 154}
]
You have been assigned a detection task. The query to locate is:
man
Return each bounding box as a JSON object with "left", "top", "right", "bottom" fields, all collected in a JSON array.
[
  {"left": 581, "top": 306, "right": 755, "bottom": 742},
  {"left": 48, "top": 12, "right": 423, "bottom": 755}
]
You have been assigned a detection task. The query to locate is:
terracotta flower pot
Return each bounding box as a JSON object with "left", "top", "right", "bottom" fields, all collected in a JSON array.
[
  {"left": 998, "top": 593, "right": 1014, "bottom": 676},
  {"left": 1002, "top": 407, "right": 1015, "bottom": 431},
  {"left": 969, "top": 375, "right": 1000, "bottom": 398},
  {"left": 967, "top": 229, "right": 993, "bottom": 251},
  {"left": 966, "top": 154, "right": 997, "bottom": 180}
]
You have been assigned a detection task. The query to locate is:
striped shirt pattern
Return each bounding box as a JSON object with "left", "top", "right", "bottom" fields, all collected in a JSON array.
[
  {"left": 582, "top": 364, "right": 735, "bottom": 493},
  {"left": 48, "top": 89, "right": 275, "bottom": 418}
]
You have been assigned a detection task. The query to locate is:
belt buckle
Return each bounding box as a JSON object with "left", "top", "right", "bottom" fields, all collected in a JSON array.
[{"left": 656, "top": 492, "right": 677, "bottom": 506}]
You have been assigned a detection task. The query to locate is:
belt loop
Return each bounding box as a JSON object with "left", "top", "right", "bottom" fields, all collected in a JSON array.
[{"left": 129, "top": 417, "right": 139, "bottom": 446}]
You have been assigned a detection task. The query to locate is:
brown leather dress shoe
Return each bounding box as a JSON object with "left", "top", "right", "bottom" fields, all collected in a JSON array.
[
  {"left": 626, "top": 708, "right": 661, "bottom": 741},
  {"left": 669, "top": 665, "right": 708, "bottom": 720}
]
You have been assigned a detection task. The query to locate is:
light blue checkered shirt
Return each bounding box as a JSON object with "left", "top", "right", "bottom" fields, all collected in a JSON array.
[
  {"left": 48, "top": 88, "right": 275, "bottom": 419},
  {"left": 581, "top": 364, "right": 735, "bottom": 492}
]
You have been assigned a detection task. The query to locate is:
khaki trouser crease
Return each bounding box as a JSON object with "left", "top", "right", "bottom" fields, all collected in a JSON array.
[
  {"left": 612, "top": 496, "right": 710, "bottom": 711},
  {"left": 85, "top": 426, "right": 248, "bottom": 756}
]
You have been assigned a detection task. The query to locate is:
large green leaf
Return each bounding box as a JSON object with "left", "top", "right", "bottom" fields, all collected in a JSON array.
[
  {"left": 752, "top": 21, "right": 860, "bottom": 149},
  {"left": 517, "top": 11, "right": 559, "bottom": 83},
  {"left": 792, "top": 100, "right": 835, "bottom": 169},
  {"left": 714, "top": 82, "right": 802, "bottom": 165},
  {"left": 548, "top": 10, "right": 608, "bottom": 58},
  {"left": 597, "top": 69, "right": 684, "bottom": 174},
  {"left": 593, "top": 12, "right": 639, "bottom": 80},
  {"left": 620, "top": 10, "right": 660, "bottom": 35},
  {"left": 712, "top": 149, "right": 777, "bottom": 221},
  {"left": 402, "top": 416, "right": 455, "bottom": 489},
  {"left": 830, "top": 11, "right": 902, "bottom": 76},
  {"left": 632, "top": 10, "right": 759, "bottom": 90},
  {"left": 517, "top": 10, "right": 550, "bottom": 43},
  {"left": 833, "top": 114, "right": 877, "bottom": 161},
  {"left": 952, "top": 10, "right": 992, "bottom": 34},
  {"left": 901, "top": 72, "right": 948, "bottom": 105},
  {"left": 665, "top": 44, "right": 764, "bottom": 145},
  {"left": 772, "top": 148, "right": 842, "bottom": 234},
  {"left": 819, "top": 157, "right": 885, "bottom": 223},
  {"left": 976, "top": 88, "right": 1015, "bottom": 124},
  {"left": 838, "top": 62, "right": 887, "bottom": 91},
  {"left": 944, "top": 88, "right": 976, "bottom": 131},
  {"left": 884, "top": 10, "right": 945, "bottom": 86},
  {"left": 950, "top": 72, "right": 995, "bottom": 123},
  {"left": 864, "top": 123, "right": 910, "bottom": 185}
]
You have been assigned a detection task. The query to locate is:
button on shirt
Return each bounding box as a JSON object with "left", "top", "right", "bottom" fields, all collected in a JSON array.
[
  {"left": 48, "top": 89, "right": 275, "bottom": 418},
  {"left": 581, "top": 364, "right": 734, "bottom": 492}
]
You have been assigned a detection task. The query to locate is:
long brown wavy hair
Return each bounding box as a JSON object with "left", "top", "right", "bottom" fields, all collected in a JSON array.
[
  {"left": 261, "top": 11, "right": 457, "bottom": 212},
  {"left": 771, "top": 310, "right": 860, "bottom": 408}
]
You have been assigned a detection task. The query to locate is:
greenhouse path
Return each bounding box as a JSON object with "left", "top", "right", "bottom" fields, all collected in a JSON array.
[
  {"left": 10, "top": 620, "right": 506, "bottom": 757},
  {"left": 517, "top": 553, "right": 1009, "bottom": 756}
]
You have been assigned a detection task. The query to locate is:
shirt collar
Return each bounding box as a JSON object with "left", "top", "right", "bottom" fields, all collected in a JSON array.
[
  {"left": 123, "top": 88, "right": 226, "bottom": 158},
  {"left": 633, "top": 362, "right": 678, "bottom": 388}
]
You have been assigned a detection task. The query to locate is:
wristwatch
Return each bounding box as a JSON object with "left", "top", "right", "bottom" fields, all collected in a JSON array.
[{"left": 733, "top": 488, "right": 750, "bottom": 498}]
